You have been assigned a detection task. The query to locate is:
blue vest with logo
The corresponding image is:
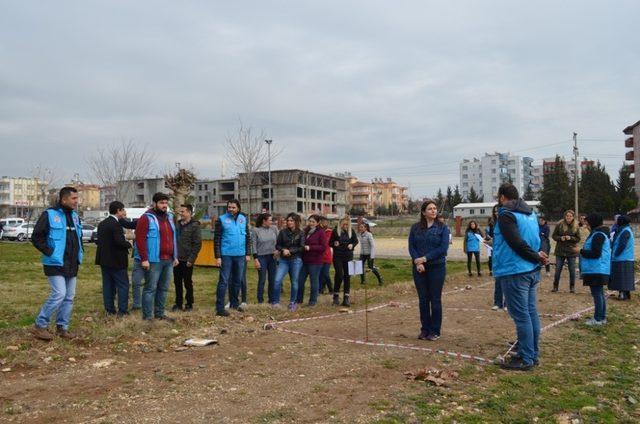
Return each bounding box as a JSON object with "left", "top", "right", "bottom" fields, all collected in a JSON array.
[
  {"left": 493, "top": 209, "right": 540, "bottom": 278},
  {"left": 219, "top": 212, "right": 247, "bottom": 256},
  {"left": 580, "top": 230, "right": 611, "bottom": 275},
  {"left": 134, "top": 212, "right": 177, "bottom": 263},
  {"left": 612, "top": 226, "right": 634, "bottom": 262},
  {"left": 466, "top": 231, "right": 480, "bottom": 252},
  {"left": 41, "top": 208, "right": 84, "bottom": 266}
]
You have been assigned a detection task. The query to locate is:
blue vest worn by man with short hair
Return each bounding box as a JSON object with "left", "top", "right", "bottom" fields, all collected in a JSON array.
[
  {"left": 581, "top": 230, "right": 612, "bottom": 275},
  {"left": 612, "top": 226, "right": 634, "bottom": 262},
  {"left": 492, "top": 208, "right": 540, "bottom": 278},
  {"left": 219, "top": 212, "right": 247, "bottom": 257},
  {"left": 41, "top": 207, "right": 84, "bottom": 266},
  {"left": 134, "top": 212, "right": 178, "bottom": 263}
]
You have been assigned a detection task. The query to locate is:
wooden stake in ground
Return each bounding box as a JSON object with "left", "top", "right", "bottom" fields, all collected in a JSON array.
[{"left": 364, "top": 277, "right": 369, "bottom": 342}]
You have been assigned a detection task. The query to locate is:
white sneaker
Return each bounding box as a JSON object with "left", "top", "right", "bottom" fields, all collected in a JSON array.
[
  {"left": 225, "top": 302, "right": 230, "bottom": 310},
  {"left": 240, "top": 302, "right": 248, "bottom": 309},
  {"left": 585, "top": 318, "right": 606, "bottom": 326},
  {"left": 491, "top": 305, "right": 500, "bottom": 311}
]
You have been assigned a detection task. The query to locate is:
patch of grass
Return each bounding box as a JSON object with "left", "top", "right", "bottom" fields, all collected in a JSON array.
[{"left": 254, "top": 408, "right": 295, "bottom": 423}]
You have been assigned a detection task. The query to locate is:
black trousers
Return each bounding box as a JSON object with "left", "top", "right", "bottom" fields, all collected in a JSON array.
[
  {"left": 360, "top": 254, "right": 383, "bottom": 284},
  {"left": 173, "top": 260, "right": 194, "bottom": 307},
  {"left": 467, "top": 251, "right": 481, "bottom": 274},
  {"left": 333, "top": 257, "right": 351, "bottom": 295}
]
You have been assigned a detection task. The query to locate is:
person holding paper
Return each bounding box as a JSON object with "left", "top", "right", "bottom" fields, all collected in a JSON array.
[
  {"left": 330, "top": 215, "right": 359, "bottom": 307},
  {"left": 408, "top": 199, "right": 450, "bottom": 341}
]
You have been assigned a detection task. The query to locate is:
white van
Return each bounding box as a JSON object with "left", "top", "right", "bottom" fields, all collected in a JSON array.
[{"left": 1, "top": 218, "right": 25, "bottom": 228}]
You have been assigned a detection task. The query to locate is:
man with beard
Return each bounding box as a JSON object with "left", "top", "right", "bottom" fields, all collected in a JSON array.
[{"left": 135, "top": 192, "right": 179, "bottom": 322}]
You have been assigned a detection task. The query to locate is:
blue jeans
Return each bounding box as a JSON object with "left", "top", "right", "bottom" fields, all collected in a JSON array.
[
  {"left": 256, "top": 255, "right": 277, "bottom": 304},
  {"left": 554, "top": 256, "right": 576, "bottom": 288},
  {"left": 493, "top": 278, "right": 505, "bottom": 308},
  {"left": 101, "top": 266, "right": 130, "bottom": 315},
  {"left": 35, "top": 276, "right": 77, "bottom": 330},
  {"left": 412, "top": 263, "right": 446, "bottom": 336},
  {"left": 297, "top": 263, "right": 323, "bottom": 305},
  {"left": 142, "top": 260, "right": 173, "bottom": 320},
  {"left": 131, "top": 259, "right": 144, "bottom": 309},
  {"left": 216, "top": 255, "right": 246, "bottom": 312},
  {"left": 274, "top": 257, "right": 303, "bottom": 304},
  {"left": 499, "top": 269, "right": 541, "bottom": 365},
  {"left": 320, "top": 263, "right": 333, "bottom": 293},
  {"left": 590, "top": 285, "right": 607, "bottom": 321}
]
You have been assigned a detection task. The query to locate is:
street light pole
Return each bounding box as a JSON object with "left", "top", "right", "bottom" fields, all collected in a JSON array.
[
  {"left": 265, "top": 139, "right": 273, "bottom": 213},
  {"left": 573, "top": 132, "right": 579, "bottom": 218}
]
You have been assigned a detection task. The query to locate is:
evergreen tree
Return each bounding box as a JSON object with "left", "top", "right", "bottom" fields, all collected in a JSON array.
[
  {"left": 467, "top": 186, "right": 483, "bottom": 203},
  {"left": 579, "top": 161, "right": 617, "bottom": 217},
  {"left": 435, "top": 188, "right": 445, "bottom": 210},
  {"left": 523, "top": 184, "right": 536, "bottom": 201},
  {"left": 452, "top": 185, "right": 463, "bottom": 207},
  {"left": 539, "top": 155, "right": 572, "bottom": 220},
  {"left": 616, "top": 163, "right": 638, "bottom": 213},
  {"left": 445, "top": 186, "right": 454, "bottom": 214}
]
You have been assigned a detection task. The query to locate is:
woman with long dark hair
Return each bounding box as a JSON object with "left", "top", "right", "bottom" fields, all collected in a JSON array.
[
  {"left": 297, "top": 215, "right": 327, "bottom": 306},
  {"left": 408, "top": 199, "right": 450, "bottom": 341},
  {"left": 274, "top": 213, "right": 305, "bottom": 312},
  {"left": 330, "top": 215, "right": 359, "bottom": 307},
  {"left": 463, "top": 220, "right": 484, "bottom": 277}
]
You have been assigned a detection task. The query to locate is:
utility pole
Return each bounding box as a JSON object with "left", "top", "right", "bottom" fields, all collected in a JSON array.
[
  {"left": 265, "top": 139, "right": 273, "bottom": 213},
  {"left": 573, "top": 132, "right": 579, "bottom": 218}
]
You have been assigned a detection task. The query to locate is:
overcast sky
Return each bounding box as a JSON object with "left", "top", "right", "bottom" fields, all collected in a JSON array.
[{"left": 1, "top": 1, "right": 639, "bottom": 197}]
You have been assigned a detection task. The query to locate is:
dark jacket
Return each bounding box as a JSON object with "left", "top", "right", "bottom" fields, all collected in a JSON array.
[
  {"left": 330, "top": 227, "right": 359, "bottom": 261},
  {"left": 552, "top": 219, "right": 581, "bottom": 257},
  {"left": 408, "top": 221, "right": 450, "bottom": 266},
  {"left": 496, "top": 198, "right": 541, "bottom": 265},
  {"left": 580, "top": 225, "right": 610, "bottom": 286},
  {"left": 276, "top": 228, "right": 305, "bottom": 259},
  {"left": 95, "top": 216, "right": 132, "bottom": 269},
  {"left": 539, "top": 223, "right": 551, "bottom": 253},
  {"left": 176, "top": 219, "right": 202, "bottom": 263},
  {"left": 32, "top": 204, "right": 82, "bottom": 277},
  {"left": 302, "top": 227, "right": 327, "bottom": 265}
]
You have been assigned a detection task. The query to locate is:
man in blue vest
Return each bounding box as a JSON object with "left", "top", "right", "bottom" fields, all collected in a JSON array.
[
  {"left": 493, "top": 183, "right": 548, "bottom": 371},
  {"left": 31, "top": 187, "right": 83, "bottom": 341},
  {"left": 214, "top": 199, "right": 250, "bottom": 316},
  {"left": 135, "top": 192, "right": 178, "bottom": 321}
]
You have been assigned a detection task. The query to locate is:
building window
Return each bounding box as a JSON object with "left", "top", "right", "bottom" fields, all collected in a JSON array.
[
  {"left": 205, "top": 195, "right": 209, "bottom": 202},
  {"left": 205, "top": 184, "right": 208, "bottom": 191},
  {"left": 198, "top": 196, "right": 202, "bottom": 202},
  {"left": 198, "top": 184, "right": 202, "bottom": 191},
  {"left": 297, "top": 201, "right": 304, "bottom": 213},
  {"left": 469, "top": 209, "right": 475, "bottom": 215},
  {"left": 480, "top": 208, "right": 485, "bottom": 214},
  {"left": 310, "top": 189, "right": 316, "bottom": 199},
  {"left": 462, "top": 166, "right": 468, "bottom": 171},
  {"left": 297, "top": 187, "right": 303, "bottom": 198}
]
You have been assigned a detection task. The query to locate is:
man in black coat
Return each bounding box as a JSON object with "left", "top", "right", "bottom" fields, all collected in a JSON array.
[{"left": 96, "top": 201, "right": 132, "bottom": 316}]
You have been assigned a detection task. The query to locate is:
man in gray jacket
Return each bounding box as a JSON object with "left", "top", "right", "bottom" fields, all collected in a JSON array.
[{"left": 172, "top": 205, "right": 202, "bottom": 311}]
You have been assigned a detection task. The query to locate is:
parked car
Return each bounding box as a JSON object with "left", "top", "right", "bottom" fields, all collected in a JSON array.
[
  {"left": 0, "top": 218, "right": 25, "bottom": 228},
  {"left": 90, "top": 226, "right": 98, "bottom": 243},
  {"left": 350, "top": 217, "right": 377, "bottom": 228},
  {"left": 3, "top": 223, "right": 35, "bottom": 241},
  {"left": 81, "top": 224, "right": 96, "bottom": 242}
]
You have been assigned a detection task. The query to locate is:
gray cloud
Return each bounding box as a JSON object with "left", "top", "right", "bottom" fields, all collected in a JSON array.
[{"left": 0, "top": 1, "right": 638, "bottom": 196}]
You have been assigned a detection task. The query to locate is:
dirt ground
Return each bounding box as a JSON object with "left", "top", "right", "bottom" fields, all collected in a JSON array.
[{"left": 0, "top": 271, "right": 597, "bottom": 423}]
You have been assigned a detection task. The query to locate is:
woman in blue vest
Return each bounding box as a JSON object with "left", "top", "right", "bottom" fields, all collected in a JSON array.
[
  {"left": 463, "top": 221, "right": 484, "bottom": 277},
  {"left": 408, "top": 199, "right": 450, "bottom": 341},
  {"left": 580, "top": 213, "right": 611, "bottom": 326},
  {"left": 609, "top": 214, "right": 635, "bottom": 300}
]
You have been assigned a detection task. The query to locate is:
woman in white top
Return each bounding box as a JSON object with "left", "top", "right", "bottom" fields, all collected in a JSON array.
[{"left": 357, "top": 222, "right": 384, "bottom": 285}]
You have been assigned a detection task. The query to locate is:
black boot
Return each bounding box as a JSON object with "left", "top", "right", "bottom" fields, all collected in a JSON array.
[
  {"left": 332, "top": 293, "right": 340, "bottom": 306},
  {"left": 569, "top": 284, "right": 576, "bottom": 294},
  {"left": 551, "top": 283, "right": 559, "bottom": 293},
  {"left": 341, "top": 294, "right": 351, "bottom": 307}
]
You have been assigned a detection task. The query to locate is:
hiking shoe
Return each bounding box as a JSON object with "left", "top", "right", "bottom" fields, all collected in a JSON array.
[
  {"left": 216, "top": 310, "right": 230, "bottom": 317},
  {"left": 585, "top": 318, "right": 607, "bottom": 326},
  {"left": 468, "top": 272, "right": 473, "bottom": 277},
  {"left": 426, "top": 334, "right": 440, "bottom": 341},
  {"left": 157, "top": 315, "right": 176, "bottom": 323},
  {"left": 341, "top": 295, "right": 351, "bottom": 307},
  {"left": 332, "top": 294, "right": 340, "bottom": 306},
  {"left": 270, "top": 303, "right": 281, "bottom": 309},
  {"left": 235, "top": 305, "right": 246, "bottom": 312},
  {"left": 478, "top": 272, "right": 482, "bottom": 277},
  {"left": 288, "top": 302, "right": 297, "bottom": 312},
  {"left": 491, "top": 305, "right": 500, "bottom": 311},
  {"left": 31, "top": 325, "right": 54, "bottom": 341},
  {"left": 508, "top": 353, "right": 539, "bottom": 366},
  {"left": 570, "top": 288, "right": 576, "bottom": 294},
  {"left": 171, "top": 304, "right": 182, "bottom": 312},
  {"left": 500, "top": 357, "right": 534, "bottom": 371},
  {"left": 418, "top": 331, "right": 429, "bottom": 340},
  {"left": 56, "top": 326, "right": 76, "bottom": 340},
  {"left": 184, "top": 305, "right": 193, "bottom": 312}
]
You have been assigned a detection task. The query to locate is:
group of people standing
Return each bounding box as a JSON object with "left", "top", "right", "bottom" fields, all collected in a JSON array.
[{"left": 220, "top": 202, "right": 383, "bottom": 315}]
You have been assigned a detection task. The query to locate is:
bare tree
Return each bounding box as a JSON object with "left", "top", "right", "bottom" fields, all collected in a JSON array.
[
  {"left": 225, "top": 122, "right": 281, "bottom": 215},
  {"left": 164, "top": 168, "right": 197, "bottom": 212},
  {"left": 31, "top": 163, "right": 58, "bottom": 209},
  {"left": 86, "top": 139, "right": 155, "bottom": 201}
]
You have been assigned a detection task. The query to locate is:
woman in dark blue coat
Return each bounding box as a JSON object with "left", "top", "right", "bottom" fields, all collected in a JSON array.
[
  {"left": 608, "top": 215, "right": 635, "bottom": 300},
  {"left": 408, "top": 199, "right": 450, "bottom": 341}
]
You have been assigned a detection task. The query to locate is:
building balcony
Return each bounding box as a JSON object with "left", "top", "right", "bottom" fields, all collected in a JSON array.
[
  {"left": 626, "top": 137, "right": 634, "bottom": 148},
  {"left": 626, "top": 151, "right": 634, "bottom": 161}
]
